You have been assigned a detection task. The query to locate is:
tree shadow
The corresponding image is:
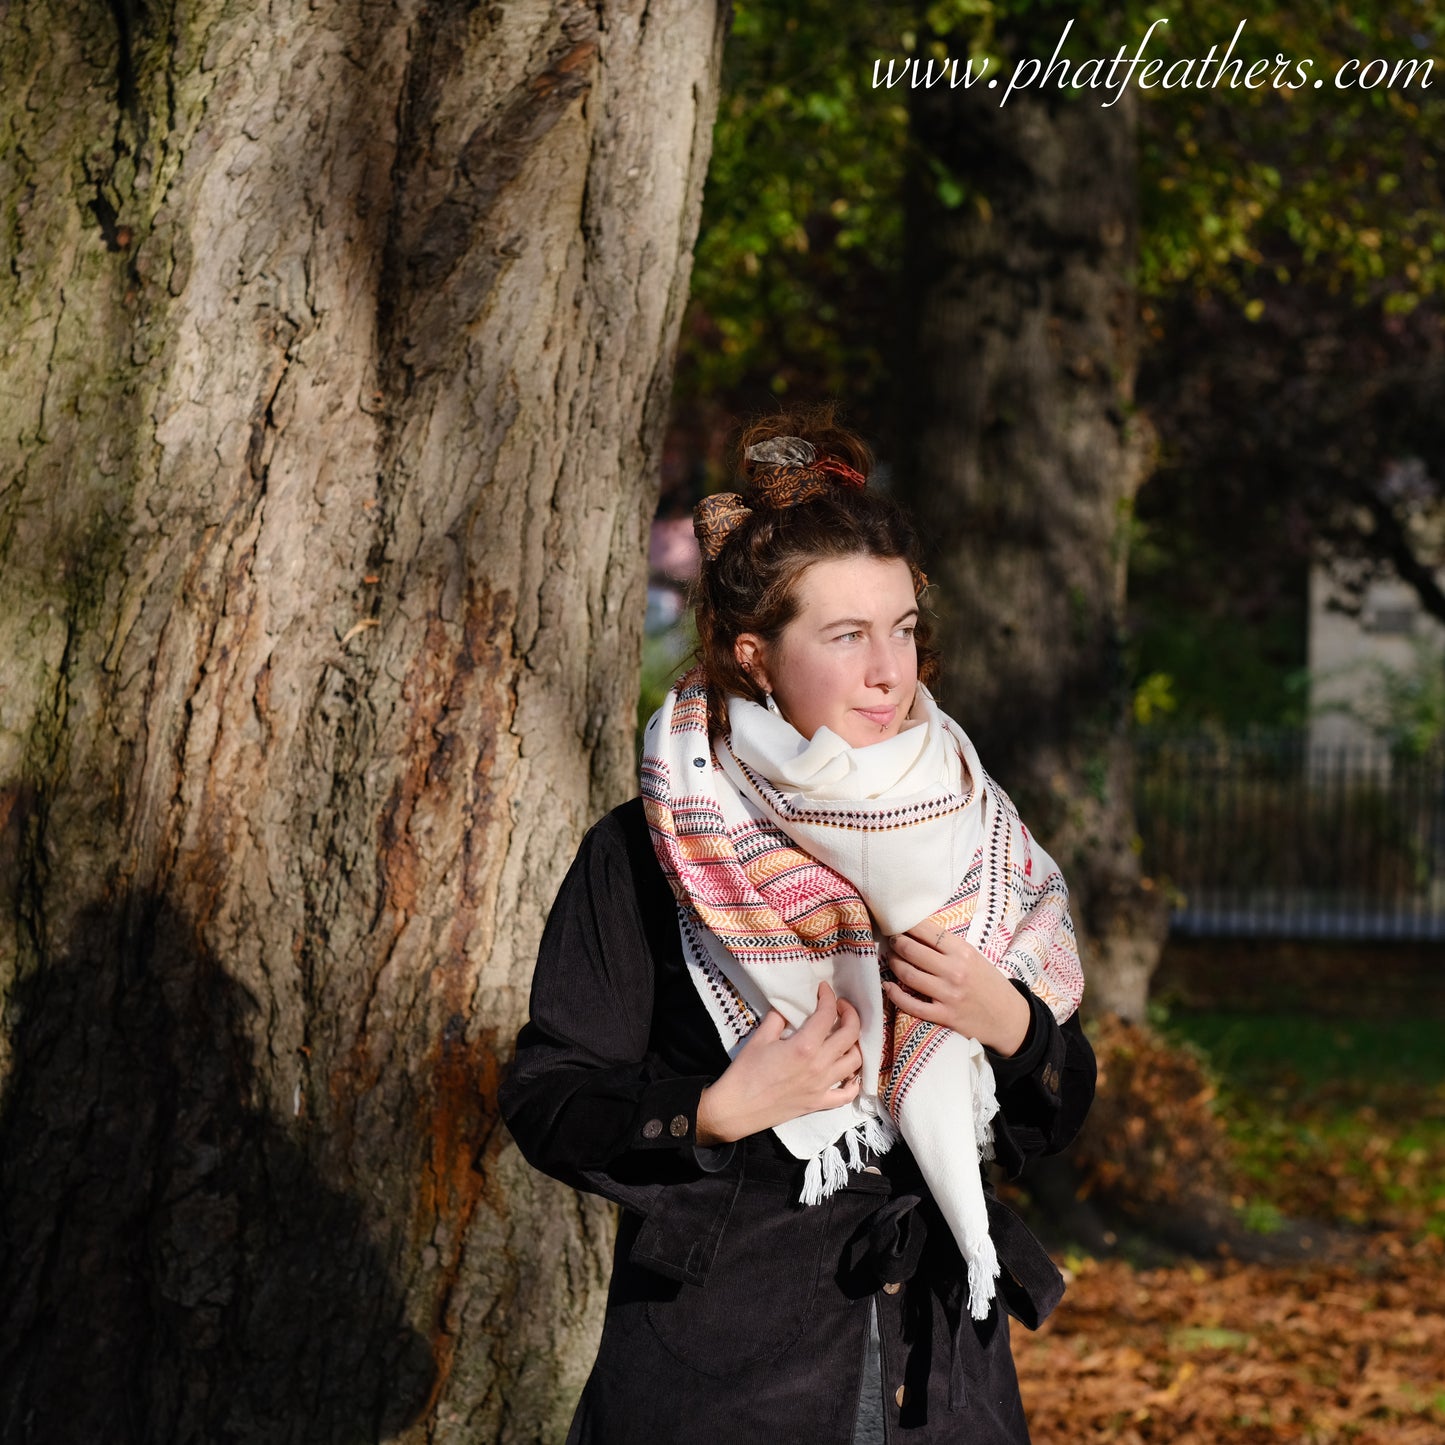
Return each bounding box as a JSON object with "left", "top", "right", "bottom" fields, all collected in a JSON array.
[{"left": 0, "top": 897, "right": 434, "bottom": 1445}]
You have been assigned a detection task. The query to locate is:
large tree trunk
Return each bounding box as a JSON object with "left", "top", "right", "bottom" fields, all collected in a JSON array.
[
  {"left": 0, "top": 3, "right": 726, "bottom": 1440},
  {"left": 897, "top": 11, "right": 1165, "bottom": 1020}
]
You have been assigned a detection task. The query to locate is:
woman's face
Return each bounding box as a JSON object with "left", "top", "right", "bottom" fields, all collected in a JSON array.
[{"left": 736, "top": 554, "right": 920, "bottom": 748}]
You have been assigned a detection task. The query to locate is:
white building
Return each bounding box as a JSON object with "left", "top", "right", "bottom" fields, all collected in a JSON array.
[{"left": 1308, "top": 560, "right": 1445, "bottom": 752}]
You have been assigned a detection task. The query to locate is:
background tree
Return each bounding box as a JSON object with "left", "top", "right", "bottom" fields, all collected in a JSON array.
[
  {"left": 0, "top": 3, "right": 726, "bottom": 1441},
  {"left": 897, "top": 5, "right": 1162, "bottom": 1020}
]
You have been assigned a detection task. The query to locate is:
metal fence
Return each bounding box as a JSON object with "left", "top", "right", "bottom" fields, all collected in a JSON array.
[{"left": 1134, "top": 734, "right": 1445, "bottom": 940}]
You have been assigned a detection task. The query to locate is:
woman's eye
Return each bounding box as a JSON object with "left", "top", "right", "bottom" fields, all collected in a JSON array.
[
  {"left": 836, "top": 630, "right": 863, "bottom": 643},
  {"left": 895, "top": 626, "right": 916, "bottom": 639}
]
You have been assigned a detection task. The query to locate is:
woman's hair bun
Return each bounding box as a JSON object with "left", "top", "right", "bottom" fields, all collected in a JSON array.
[{"left": 734, "top": 402, "right": 873, "bottom": 492}]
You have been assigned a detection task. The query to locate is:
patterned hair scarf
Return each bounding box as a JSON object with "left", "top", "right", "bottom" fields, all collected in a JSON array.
[{"left": 641, "top": 669, "right": 1084, "bottom": 1319}]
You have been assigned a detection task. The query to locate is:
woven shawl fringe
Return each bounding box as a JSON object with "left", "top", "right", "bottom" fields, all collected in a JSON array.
[
  {"left": 964, "top": 1229, "right": 1000, "bottom": 1321},
  {"left": 974, "top": 1058, "right": 998, "bottom": 1164},
  {"left": 798, "top": 1110, "right": 900, "bottom": 1206}
]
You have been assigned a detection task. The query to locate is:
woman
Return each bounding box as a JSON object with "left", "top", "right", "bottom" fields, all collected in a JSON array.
[{"left": 501, "top": 409, "right": 1096, "bottom": 1443}]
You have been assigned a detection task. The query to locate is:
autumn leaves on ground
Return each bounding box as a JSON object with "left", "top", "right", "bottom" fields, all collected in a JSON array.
[{"left": 1014, "top": 1000, "right": 1445, "bottom": 1443}]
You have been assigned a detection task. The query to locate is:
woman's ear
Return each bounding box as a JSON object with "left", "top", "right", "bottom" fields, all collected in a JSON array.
[{"left": 734, "top": 634, "right": 771, "bottom": 694}]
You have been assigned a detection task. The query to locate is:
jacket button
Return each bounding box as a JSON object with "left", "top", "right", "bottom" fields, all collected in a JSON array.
[
  {"left": 863, "top": 1165, "right": 882, "bottom": 1175},
  {"left": 642, "top": 1118, "right": 663, "bottom": 1139},
  {"left": 669, "top": 1114, "right": 689, "bottom": 1137},
  {"left": 895, "top": 1385, "right": 909, "bottom": 1408},
  {"left": 882, "top": 1281, "right": 902, "bottom": 1295}
]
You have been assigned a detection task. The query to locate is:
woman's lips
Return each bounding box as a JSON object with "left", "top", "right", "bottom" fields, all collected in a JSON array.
[{"left": 853, "top": 704, "right": 897, "bottom": 727}]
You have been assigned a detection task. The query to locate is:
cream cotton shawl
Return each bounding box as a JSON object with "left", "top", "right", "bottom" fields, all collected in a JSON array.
[{"left": 641, "top": 668, "right": 1084, "bottom": 1318}]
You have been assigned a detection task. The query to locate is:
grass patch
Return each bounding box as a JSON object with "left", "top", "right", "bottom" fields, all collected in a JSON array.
[
  {"left": 1157, "top": 1010, "right": 1445, "bottom": 1095},
  {"left": 1159, "top": 1007, "right": 1445, "bottom": 1237},
  {"left": 1235, "top": 1198, "right": 1286, "bottom": 1235},
  {"left": 1168, "top": 1325, "right": 1254, "bottom": 1352}
]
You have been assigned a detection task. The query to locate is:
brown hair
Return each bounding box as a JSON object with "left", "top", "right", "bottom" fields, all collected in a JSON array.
[{"left": 693, "top": 403, "right": 940, "bottom": 733}]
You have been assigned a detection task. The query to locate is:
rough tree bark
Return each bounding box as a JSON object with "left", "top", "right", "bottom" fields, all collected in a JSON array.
[
  {"left": 0, "top": 2, "right": 726, "bottom": 1440},
  {"left": 897, "top": 10, "right": 1166, "bottom": 1020}
]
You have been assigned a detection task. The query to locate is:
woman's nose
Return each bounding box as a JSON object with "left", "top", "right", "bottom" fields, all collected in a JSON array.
[{"left": 867, "top": 638, "right": 901, "bottom": 689}]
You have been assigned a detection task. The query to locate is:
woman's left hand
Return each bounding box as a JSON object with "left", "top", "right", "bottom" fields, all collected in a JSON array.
[{"left": 883, "top": 926, "right": 1032, "bottom": 1057}]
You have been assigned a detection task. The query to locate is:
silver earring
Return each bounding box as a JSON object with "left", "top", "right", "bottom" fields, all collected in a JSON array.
[{"left": 765, "top": 691, "right": 781, "bottom": 716}]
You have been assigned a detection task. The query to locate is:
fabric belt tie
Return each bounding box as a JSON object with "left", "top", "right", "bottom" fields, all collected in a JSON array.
[
  {"left": 844, "top": 1191, "right": 929, "bottom": 1289},
  {"left": 846, "top": 1191, "right": 1066, "bottom": 1411}
]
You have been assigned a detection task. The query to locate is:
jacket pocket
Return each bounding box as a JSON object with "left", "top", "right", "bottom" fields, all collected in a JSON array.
[
  {"left": 643, "top": 1178, "right": 833, "bottom": 1379},
  {"left": 629, "top": 1171, "right": 740, "bottom": 1287}
]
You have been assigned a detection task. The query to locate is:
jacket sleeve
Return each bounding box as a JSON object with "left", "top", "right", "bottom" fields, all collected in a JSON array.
[
  {"left": 499, "top": 812, "right": 728, "bottom": 1208},
  {"left": 983, "top": 982, "right": 1097, "bottom": 1178}
]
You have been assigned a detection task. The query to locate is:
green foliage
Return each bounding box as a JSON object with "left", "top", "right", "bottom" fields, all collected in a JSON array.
[
  {"left": 680, "top": 0, "right": 1043, "bottom": 410},
  {"left": 636, "top": 618, "right": 697, "bottom": 758},
  {"left": 1128, "top": 602, "right": 1309, "bottom": 735},
  {"left": 680, "top": 0, "right": 924, "bottom": 404},
  {"left": 686, "top": 1, "right": 1445, "bottom": 408},
  {"left": 1138, "top": 4, "right": 1445, "bottom": 313},
  {"left": 1131, "top": 670, "right": 1177, "bottom": 726}
]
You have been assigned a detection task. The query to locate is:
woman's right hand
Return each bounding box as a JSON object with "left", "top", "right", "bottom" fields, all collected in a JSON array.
[{"left": 695, "top": 982, "right": 863, "bottom": 1145}]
